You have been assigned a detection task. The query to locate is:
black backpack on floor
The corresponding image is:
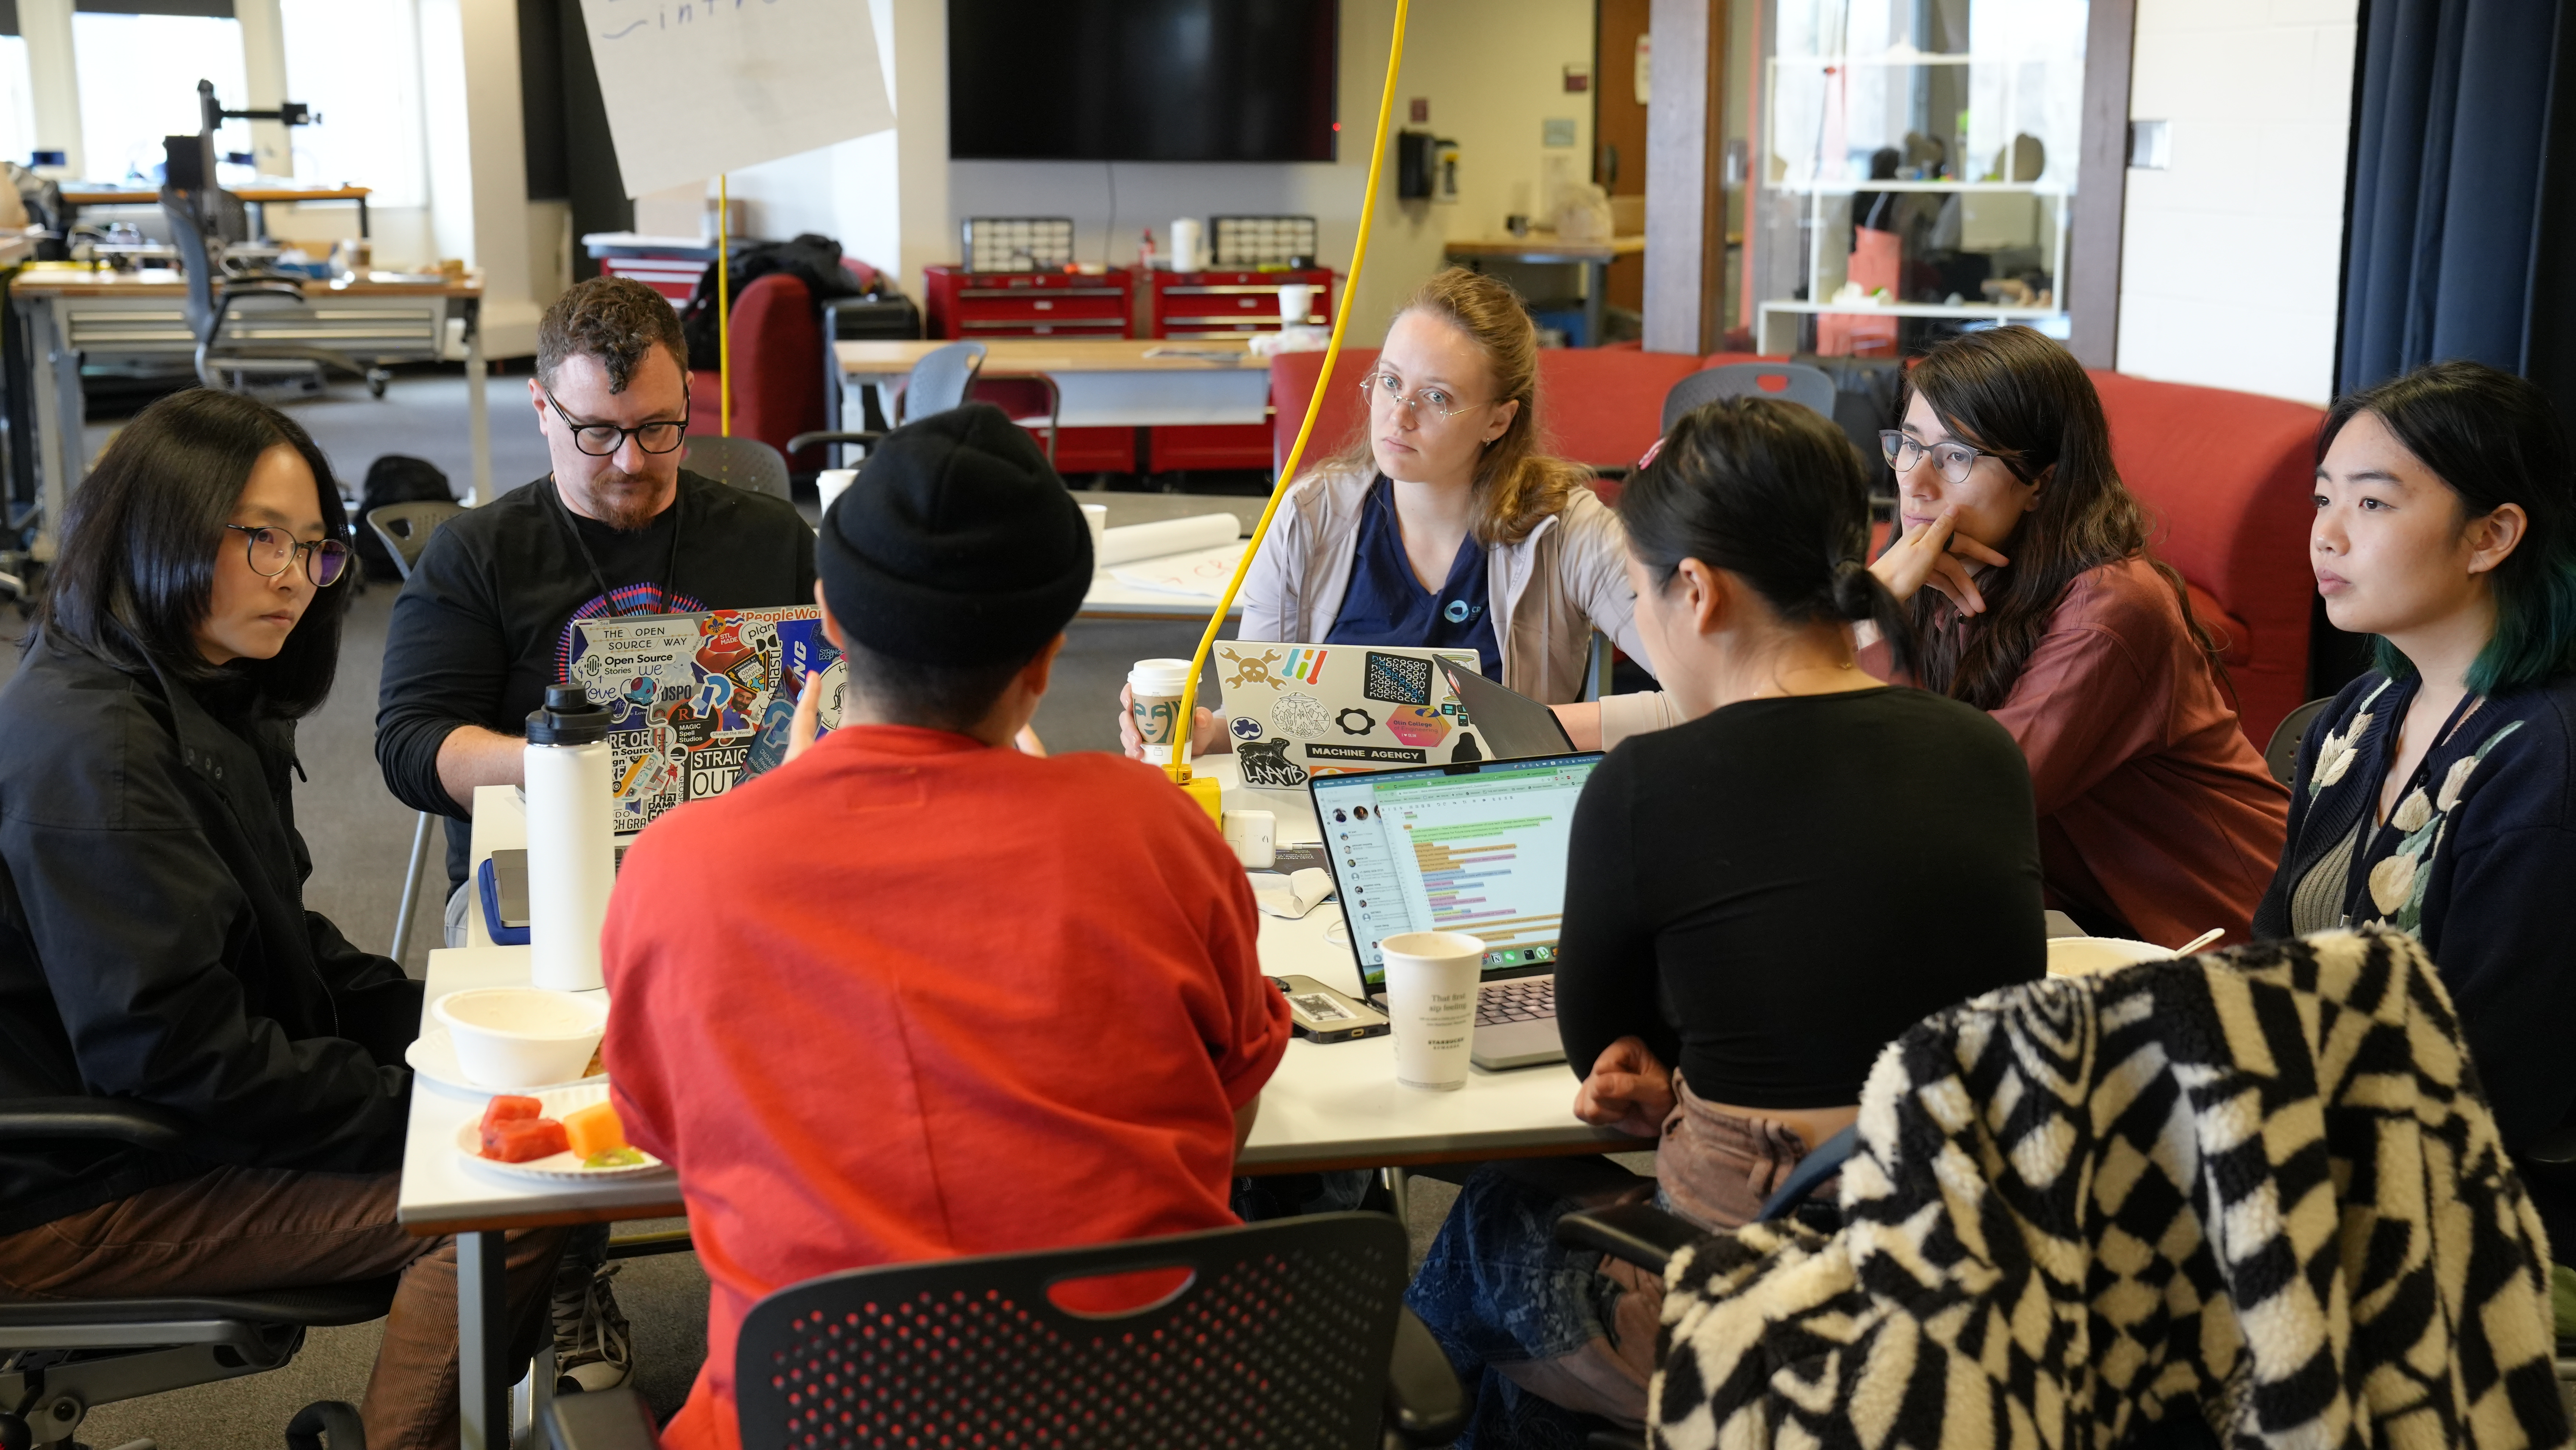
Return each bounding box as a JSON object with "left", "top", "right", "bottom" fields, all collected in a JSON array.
[{"left": 352, "top": 454, "right": 454, "bottom": 585}]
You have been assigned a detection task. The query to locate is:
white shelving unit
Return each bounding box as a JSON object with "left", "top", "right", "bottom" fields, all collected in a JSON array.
[{"left": 1753, "top": 12, "right": 2087, "bottom": 355}]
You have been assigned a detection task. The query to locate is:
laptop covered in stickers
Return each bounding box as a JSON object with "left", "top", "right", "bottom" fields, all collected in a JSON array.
[{"left": 1212, "top": 642, "right": 1489, "bottom": 789}]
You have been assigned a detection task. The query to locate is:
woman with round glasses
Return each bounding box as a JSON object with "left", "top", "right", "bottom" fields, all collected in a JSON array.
[
  {"left": 1867, "top": 326, "right": 2286, "bottom": 944},
  {"left": 1119, "top": 268, "right": 1644, "bottom": 760},
  {"left": 0, "top": 389, "right": 562, "bottom": 1448}
]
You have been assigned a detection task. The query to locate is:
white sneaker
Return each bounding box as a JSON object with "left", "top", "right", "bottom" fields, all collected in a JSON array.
[{"left": 551, "top": 1262, "right": 634, "bottom": 1393}]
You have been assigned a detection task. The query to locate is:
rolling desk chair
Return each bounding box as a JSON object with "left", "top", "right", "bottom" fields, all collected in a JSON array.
[
  {"left": 1658, "top": 361, "right": 1840, "bottom": 431},
  {"left": 2262, "top": 697, "right": 2334, "bottom": 786},
  {"left": 0, "top": 1100, "right": 394, "bottom": 1449},
  {"left": 161, "top": 190, "right": 390, "bottom": 398},
  {"left": 547, "top": 1214, "right": 1466, "bottom": 1450},
  {"left": 788, "top": 340, "right": 987, "bottom": 466},
  {"left": 366, "top": 500, "right": 466, "bottom": 966},
  {"left": 677, "top": 436, "right": 792, "bottom": 501}
]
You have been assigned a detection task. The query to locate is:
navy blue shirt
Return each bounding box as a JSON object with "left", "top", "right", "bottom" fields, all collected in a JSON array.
[{"left": 1324, "top": 476, "right": 1500, "bottom": 678}]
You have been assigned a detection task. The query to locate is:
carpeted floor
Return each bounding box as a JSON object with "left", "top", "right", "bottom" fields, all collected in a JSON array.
[{"left": 54, "top": 374, "right": 1497, "bottom": 1448}]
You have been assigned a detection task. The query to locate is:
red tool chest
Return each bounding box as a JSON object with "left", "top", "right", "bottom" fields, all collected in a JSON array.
[
  {"left": 1145, "top": 268, "right": 1334, "bottom": 471},
  {"left": 921, "top": 265, "right": 1135, "bottom": 471}
]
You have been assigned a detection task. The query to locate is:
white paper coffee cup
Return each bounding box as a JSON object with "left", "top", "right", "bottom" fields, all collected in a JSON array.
[
  {"left": 1128, "top": 657, "right": 1192, "bottom": 766},
  {"left": 1277, "top": 283, "right": 1316, "bottom": 325},
  {"left": 1380, "top": 931, "right": 1484, "bottom": 1090},
  {"left": 1081, "top": 503, "right": 1109, "bottom": 557}
]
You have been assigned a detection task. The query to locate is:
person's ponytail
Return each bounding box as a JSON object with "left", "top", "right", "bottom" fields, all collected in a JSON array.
[{"left": 1624, "top": 397, "right": 1918, "bottom": 673}]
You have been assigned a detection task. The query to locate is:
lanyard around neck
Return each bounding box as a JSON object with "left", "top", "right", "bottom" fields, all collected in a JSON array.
[{"left": 550, "top": 476, "right": 684, "bottom": 618}]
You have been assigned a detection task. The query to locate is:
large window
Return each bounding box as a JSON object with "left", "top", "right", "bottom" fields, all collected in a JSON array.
[
  {"left": 0, "top": 37, "right": 36, "bottom": 171},
  {"left": 72, "top": 11, "right": 249, "bottom": 185},
  {"left": 280, "top": 0, "right": 425, "bottom": 206}
]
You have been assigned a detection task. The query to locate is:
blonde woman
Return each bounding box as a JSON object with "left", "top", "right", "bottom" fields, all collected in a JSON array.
[{"left": 1121, "top": 268, "right": 1646, "bottom": 758}]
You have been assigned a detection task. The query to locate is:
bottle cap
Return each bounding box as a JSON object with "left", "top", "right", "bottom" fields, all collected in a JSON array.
[{"left": 526, "top": 683, "right": 609, "bottom": 746}]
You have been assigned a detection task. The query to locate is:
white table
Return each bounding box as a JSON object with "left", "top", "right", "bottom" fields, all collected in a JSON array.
[
  {"left": 411, "top": 761, "right": 1634, "bottom": 1446},
  {"left": 835, "top": 338, "right": 1275, "bottom": 429}
]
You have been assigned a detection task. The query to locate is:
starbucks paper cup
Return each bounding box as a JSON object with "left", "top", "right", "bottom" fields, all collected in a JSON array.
[{"left": 1381, "top": 931, "right": 1484, "bottom": 1090}]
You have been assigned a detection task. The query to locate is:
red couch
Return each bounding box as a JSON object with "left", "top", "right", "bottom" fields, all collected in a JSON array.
[
  {"left": 2090, "top": 371, "right": 2322, "bottom": 745},
  {"left": 1268, "top": 347, "right": 2324, "bottom": 743},
  {"left": 687, "top": 272, "right": 830, "bottom": 471}
]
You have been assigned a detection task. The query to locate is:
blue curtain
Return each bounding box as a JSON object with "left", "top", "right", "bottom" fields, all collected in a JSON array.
[{"left": 2338, "top": 0, "right": 2570, "bottom": 395}]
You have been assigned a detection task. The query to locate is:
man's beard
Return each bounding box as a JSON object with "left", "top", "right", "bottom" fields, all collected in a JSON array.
[{"left": 569, "top": 467, "right": 673, "bottom": 532}]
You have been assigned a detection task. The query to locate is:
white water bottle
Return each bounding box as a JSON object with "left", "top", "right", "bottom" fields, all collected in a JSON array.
[{"left": 524, "top": 684, "right": 614, "bottom": 992}]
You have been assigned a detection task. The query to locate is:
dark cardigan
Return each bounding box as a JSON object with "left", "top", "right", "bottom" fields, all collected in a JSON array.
[{"left": 2253, "top": 667, "right": 2576, "bottom": 1258}]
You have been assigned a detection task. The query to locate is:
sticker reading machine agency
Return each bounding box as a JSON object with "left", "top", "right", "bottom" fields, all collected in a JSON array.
[{"left": 1304, "top": 743, "right": 1428, "bottom": 765}]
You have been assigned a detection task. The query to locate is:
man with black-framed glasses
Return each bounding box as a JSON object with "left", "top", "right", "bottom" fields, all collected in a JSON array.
[{"left": 373, "top": 276, "right": 814, "bottom": 1392}]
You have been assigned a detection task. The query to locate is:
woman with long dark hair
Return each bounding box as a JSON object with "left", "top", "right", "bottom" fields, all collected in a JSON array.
[
  {"left": 0, "top": 389, "right": 559, "bottom": 1448},
  {"left": 2257, "top": 360, "right": 2576, "bottom": 1261},
  {"left": 1864, "top": 325, "right": 2287, "bottom": 946},
  {"left": 1406, "top": 396, "right": 2044, "bottom": 1447}
]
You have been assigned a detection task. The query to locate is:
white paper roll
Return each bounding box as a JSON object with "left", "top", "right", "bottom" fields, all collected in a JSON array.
[
  {"left": 1094, "top": 512, "right": 1242, "bottom": 567},
  {"left": 525, "top": 739, "right": 615, "bottom": 992},
  {"left": 1170, "top": 217, "right": 1203, "bottom": 272}
]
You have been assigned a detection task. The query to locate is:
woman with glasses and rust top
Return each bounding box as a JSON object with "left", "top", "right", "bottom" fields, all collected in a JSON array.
[
  {"left": 1862, "top": 328, "right": 2286, "bottom": 946},
  {"left": 1119, "top": 268, "right": 1646, "bottom": 761},
  {"left": 0, "top": 389, "right": 564, "bottom": 1450}
]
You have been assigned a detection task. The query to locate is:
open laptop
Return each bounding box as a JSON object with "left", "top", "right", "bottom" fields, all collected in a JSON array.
[
  {"left": 1215, "top": 642, "right": 1486, "bottom": 789},
  {"left": 1439, "top": 665, "right": 1578, "bottom": 759},
  {"left": 1309, "top": 752, "right": 1603, "bottom": 1070}
]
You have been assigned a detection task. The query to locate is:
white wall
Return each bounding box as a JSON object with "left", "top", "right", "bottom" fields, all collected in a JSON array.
[{"left": 2115, "top": 0, "right": 2357, "bottom": 404}]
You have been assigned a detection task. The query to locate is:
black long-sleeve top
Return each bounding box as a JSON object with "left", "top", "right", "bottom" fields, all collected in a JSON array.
[
  {"left": 1556, "top": 687, "right": 2046, "bottom": 1107},
  {"left": 375, "top": 471, "right": 816, "bottom": 886},
  {"left": 0, "top": 638, "right": 422, "bottom": 1233}
]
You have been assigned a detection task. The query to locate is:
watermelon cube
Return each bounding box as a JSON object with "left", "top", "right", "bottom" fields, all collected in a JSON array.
[
  {"left": 482, "top": 1117, "right": 569, "bottom": 1162},
  {"left": 479, "top": 1096, "right": 542, "bottom": 1134}
]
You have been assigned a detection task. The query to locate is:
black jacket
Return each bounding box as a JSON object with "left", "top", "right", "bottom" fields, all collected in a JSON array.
[
  {"left": 2254, "top": 667, "right": 2576, "bottom": 1259},
  {"left": 374, "top": 471, "right": 817, "bottom": 887},
  {"left": 0, "top": 636, "right": 418, "bottom": 1235}
]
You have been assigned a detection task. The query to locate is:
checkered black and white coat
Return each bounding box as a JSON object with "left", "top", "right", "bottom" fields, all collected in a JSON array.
[{"left": 1651, "top": 928, "right": 2570, "bottom": 1449}]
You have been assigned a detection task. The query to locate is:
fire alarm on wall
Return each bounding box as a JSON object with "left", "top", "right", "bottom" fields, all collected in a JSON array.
[
  {"left": 1410, "top": 97, "right": 1429, "bottom": 124},
  {"left": 1564, "top": 63, "right": 1591, "bottom": 93}
]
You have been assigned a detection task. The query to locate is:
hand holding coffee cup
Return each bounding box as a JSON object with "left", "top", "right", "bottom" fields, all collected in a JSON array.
[
  {"left": 1380, "top": 931, "right": 1485, "bottom": 1090},
  {"left": 1126, "top": 658, "right": 1193, "bottom": 767}
]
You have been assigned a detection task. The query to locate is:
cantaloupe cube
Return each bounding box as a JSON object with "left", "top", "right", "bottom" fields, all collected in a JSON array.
[{"left": 562, "top": 1101, "right": 626, "bottom": 1160}]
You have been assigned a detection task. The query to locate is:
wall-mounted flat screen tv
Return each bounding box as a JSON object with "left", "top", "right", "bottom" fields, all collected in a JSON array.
[{"left": 948, "top": 0, "right": 1338, "bottom": 162}]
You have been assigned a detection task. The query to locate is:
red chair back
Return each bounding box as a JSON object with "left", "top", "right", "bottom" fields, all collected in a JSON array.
[{"left": 685, "top": 273, "right": 828, "bottom": 471}]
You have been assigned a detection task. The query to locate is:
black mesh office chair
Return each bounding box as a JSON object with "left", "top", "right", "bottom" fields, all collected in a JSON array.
[
  {"left": 0, "top": 1100, "right": 394, "bottom": 1448},
  {"left": 547, "top": 1213, "right": 1466, "bottom": 1450},
  {"left": 678, "top": 436, "right": 792, "bottom": 501},
  {"left": 366, "top": 501, "right": 467, "bottom": 965},
  {"left": 161, "top": 190, "right": 390, "bottom": 398},
  {"left": 787, "top": 340, "right": 989, "bottom": 467}
]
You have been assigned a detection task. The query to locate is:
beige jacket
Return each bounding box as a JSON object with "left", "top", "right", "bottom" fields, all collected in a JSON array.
[{"left": 1239, "top": 467, "right": 1647, "bottom": 708}]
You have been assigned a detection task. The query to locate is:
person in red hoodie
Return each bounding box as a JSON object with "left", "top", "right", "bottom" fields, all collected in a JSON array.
[{"left": 599, "top": 403, "right": 1291, "bottom": 1450}]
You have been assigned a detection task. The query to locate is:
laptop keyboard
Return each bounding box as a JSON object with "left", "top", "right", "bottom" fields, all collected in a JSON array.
[{"left": 1476, "top": 976, "right": 1557, "bottom": 1027}]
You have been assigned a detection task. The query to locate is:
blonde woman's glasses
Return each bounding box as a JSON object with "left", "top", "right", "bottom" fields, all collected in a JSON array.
[{"left": 1359, "top": 371, "right": 1484, "bottom": 422}]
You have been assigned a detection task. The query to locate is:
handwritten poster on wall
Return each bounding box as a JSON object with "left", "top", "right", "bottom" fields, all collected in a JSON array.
[{"left": 577, "top": 0, "right": 897, "bottom": 199}]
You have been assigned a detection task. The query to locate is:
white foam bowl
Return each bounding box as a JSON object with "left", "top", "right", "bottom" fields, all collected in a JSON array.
[
  {"left": 430, "top": 988, "right": 608, "bottom": 1089},
  {"left": 2046, "top": 936, "right": 2175, "bottom": 979}
]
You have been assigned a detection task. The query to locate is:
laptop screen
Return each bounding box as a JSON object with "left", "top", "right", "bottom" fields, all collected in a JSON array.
[{"left": 1310, "top": 753, "right": 1602, "bottom": 986}]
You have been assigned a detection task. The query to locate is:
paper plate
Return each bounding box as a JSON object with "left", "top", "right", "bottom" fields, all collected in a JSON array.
[
  {"left": 453, "top": 1084, "right": 669, "bottom": 1182},
  {"left": 409, "top": 1024, "right": 607, "bottom": 1097}
]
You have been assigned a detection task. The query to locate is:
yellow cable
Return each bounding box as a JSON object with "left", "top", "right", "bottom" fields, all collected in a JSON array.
[
  {"left": 1167, "top": 0, "right": 1409, "bottom": 786},
  {"left": 717, "top": 174, "right": 731, "bottom": 437}
]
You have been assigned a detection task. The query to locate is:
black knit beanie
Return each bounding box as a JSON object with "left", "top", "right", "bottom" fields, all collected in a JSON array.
[{"left": 817, "top": 403, "right": 1092, "bottom": 665}]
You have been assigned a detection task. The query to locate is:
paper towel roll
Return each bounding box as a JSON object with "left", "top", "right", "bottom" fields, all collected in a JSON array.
[
  {"left": 1170, "top": 217, "right": 1203, "bottom": 272},
  {"left": 1094, "top": 512, "right": 1242, "bottom": 567}
]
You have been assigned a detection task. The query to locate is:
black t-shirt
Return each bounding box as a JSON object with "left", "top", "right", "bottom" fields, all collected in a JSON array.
[
  {"left": 1554, "top": 686, "right": 2046, "bottom": 1108},
  {"left": 375, "top": 470, "right": 817, "bottom": 885}
]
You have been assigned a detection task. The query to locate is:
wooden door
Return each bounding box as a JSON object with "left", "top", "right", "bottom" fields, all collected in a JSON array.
[{"left": 1596, "top": 0, "right": 1650, "bottom": 314}]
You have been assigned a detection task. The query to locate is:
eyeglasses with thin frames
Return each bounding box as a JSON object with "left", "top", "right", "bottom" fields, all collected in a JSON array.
[
  {"left": 225, "top": 524, "right": 351, "bottom": 587},
  {"left": 1359, "top": 370, "right": 1486, "bottom": 424},
  {"left": 542, "top": 385, "right": 690, "bottom": 458},
  {"left": 1879, "top": 431, "right": 1993, "bottom": 486}
]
